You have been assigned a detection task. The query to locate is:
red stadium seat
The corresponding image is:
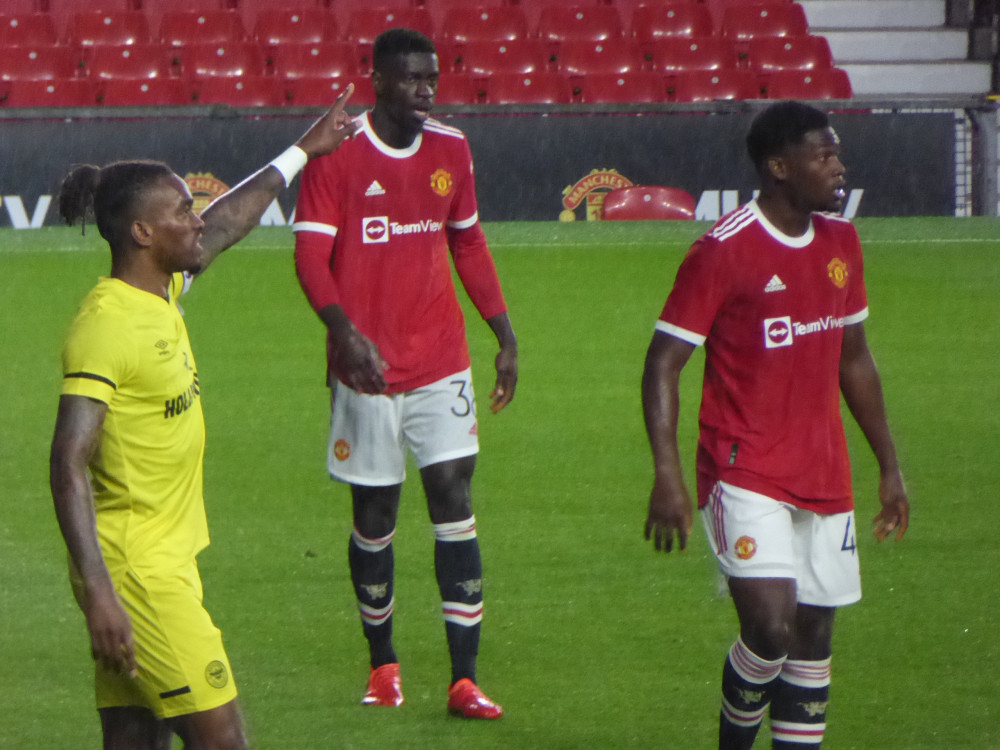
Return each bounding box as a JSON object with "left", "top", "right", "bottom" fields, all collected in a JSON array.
[
  {"left": 158, "top": 10, "right": 246, "bottom": 47},
  {"left": 669, "top": 68, "right": 759, "bottom": 101},
  {"left": 576, "top": 71, "right": 666, "bottom": 102},
  {"left": 703, "top": 0, "right": 793, "bottom": 31},
  {"left": 437, "top": 5, "right": 529, "bottom": 43},
  {"left": 1, "top": 77, "right": 97, "bottom": 106},
  {"left": 461, "top": 38, "right": 553, "bottom": 76},
  {"left": 44, "top": 0, "right": 138, "bottom": 37},
  {"left": 435, "top": 72, "right": 484, "bottom": 104},
  {"left": 515, "top": 0, "right": 608, "bottom": 30},
  {"left": 177, "top": 41, "right": 265, "bottom": 77},
  {"left": 483, "top": 71, "right": 575, "bottom": 104},
  {"left": 433, "top": 39, "right": 464, "bottom": 73},
  {"left": 45, "top": 0, "right": 138, "bottom": 14},
  {"left": 746, "top": 34, "right": 833, "bottom": 71},
  {"left": 0, "top": 0, "right": 43, "bottom": 13},
  {"left": 98, "top": 76, "right": 192, "bottom": 105},
  {"left": 288, "top": 76, "right": 376, "bottom": 107},
  {"left": 555, "top": 38, "right": 645, "bottom": 75},
  {"left": 324, "top": 0, "right": 411, "bottom": 30},
  {"left": 251, "top": 8, "right": 337, "bottom": 47},
  {"left": 0, "top": 13, "right": 58, "bottom": 47},
  {"left": 721, "top": 2, "right": 808, "bottom": 41},
  {"left": 601, "top": 185, "right": 695, "bottom": 220},
  {"left": 762, "top": 67, "right": 852, "bottom": 99},
  {"left": 0, "top": 46, "right": 84, "bottom": 80},
  {"left": 270, "top": 42, "right": 364, "bottom": 79},
  {"left": 194, "top": 74, "right": 287, "bottom": 106},
  {"left": 612, "top": 0, "right": 700, "bottom": 14},
  {"left": 537, "top": 5, "right": 623, "bottom": 43},
  {"left": 141, "top": 0, "right": 231, "bottom": 30},
  {"left": 86, "top": 43, "right": 176, "bottom": 79},
  {"left": 65, "top": 10, "right": 151, "bottom": 46},
  {"left": 629, "top": 3, "right": 713, "bottom": 42},
  {"left": 647, "top": 36, "right": 738, "bottom": 72},
  {"left": 343, "top": 7, "right": 434, "bottom": 45}
]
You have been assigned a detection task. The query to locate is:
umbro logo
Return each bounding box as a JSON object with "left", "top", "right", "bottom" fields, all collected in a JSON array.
[
  {"left": 365, "top": 180, "right": 386, "bottom": 197},
  {"left": 764, "top": 275, "right": 786, "bottom": 293}
]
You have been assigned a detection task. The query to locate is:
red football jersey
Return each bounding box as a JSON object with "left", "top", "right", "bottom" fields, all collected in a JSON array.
[
  {"left": 658, "top": 200, "right": 868, "bottom": 513},
  {"left": 294, "top": 113, "right": 506, "bottom": 392}
]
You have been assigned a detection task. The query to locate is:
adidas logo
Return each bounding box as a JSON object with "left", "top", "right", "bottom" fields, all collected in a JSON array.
[
  {"left": 764, "top": 275, "right": 786, "bottom": 293},
  {"left": 365, "top": 180, "right": 386, "bottom": 197}
]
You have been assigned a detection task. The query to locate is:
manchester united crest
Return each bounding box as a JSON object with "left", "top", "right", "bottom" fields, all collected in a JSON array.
[
  {"left": 827, "top": 258, "right": 848, "bottom": 288},
  {"left": 560, "top": 168, "right": 634, "bottom": 221},
  {"left": 184, "top": 173, "right": 229, "bottom": 215},
  {"left": 734, "top": 535, "right": 758, "bottom": 560},
  {"left": 334, "top": 439, "right": 351, "bottom": 461},
  {"left": 430, "top": 168, "right": 453, "bottom": 197}
]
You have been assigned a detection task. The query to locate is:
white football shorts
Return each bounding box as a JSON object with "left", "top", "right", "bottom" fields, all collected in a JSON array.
[
  {"left": 701, "top": 481, "right": 862, "bottom": 607},
  {"left": 327, "top": 368, "right": 480, "bottom": 486}
]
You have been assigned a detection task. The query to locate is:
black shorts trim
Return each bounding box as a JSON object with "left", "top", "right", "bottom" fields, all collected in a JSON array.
[{"left": 159, "top": 686, "right": 192, "bottom": 700}]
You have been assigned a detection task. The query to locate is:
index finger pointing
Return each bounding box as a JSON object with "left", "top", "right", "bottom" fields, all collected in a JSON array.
[{"left": 332, "top": 82, "right": 354, "bottom": 114}]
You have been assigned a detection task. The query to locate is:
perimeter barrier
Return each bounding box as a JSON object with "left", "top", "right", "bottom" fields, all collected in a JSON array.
[{"left": 0, "top": 97, "right": 994, "bottom": 229}]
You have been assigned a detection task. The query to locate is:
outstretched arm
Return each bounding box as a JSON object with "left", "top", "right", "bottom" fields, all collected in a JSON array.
[
  {"left": 50, "top": 395, "right": 138, "bottom": 678},
  {"left": 641, "top": 331, "right": 696, "bottom": 552},
  {"left": 197, "top": 84, "right": 360, "bottom": 271},
  {"left": 839, "top": 323, "right": 909, "bottom": 541}
]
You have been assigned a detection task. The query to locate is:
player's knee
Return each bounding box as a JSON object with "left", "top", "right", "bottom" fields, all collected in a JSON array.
[
  {"left": 427, "top": 487, "right": 472, "bottom": 524},
  {"left": 791, "top": 605, "right": 835, "bottom": 659},
  {"left": 210, "top": 723, "right": 247, "bottom": 750},
  {"left": 170, "top": 703, "right": 247, "bottom": 750},
  {"left": 352, "top": 484, "right": 401, "bottom": 536},
  {"left": 101, "top": 707, "right": 169, "bottom": 750},
  {"left": 422, "top": 459, "right": 475, "bottom": 523},
  {"left": 742, "top": 616, "right": 793, "bottom": 660}
]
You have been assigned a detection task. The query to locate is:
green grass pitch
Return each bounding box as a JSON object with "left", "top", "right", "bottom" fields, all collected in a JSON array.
[{"left": 1, "top": 217, "right": 997, "bottom": 748}]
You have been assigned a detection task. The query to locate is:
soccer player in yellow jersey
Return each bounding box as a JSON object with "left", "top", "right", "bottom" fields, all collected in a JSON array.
[{"left": 49, "top": 87, "right": 358, "bottom": 749}]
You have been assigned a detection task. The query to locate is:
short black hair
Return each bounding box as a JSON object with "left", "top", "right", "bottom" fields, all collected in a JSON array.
[
  {"left": 372, "top": 27, "right": 436, "bottom": 73},
  {"left": 746, "top": 101, "right": 830, "bottom": 173},
  {"left": 58, "top": 160, "right": 173, "bottom": 251}
]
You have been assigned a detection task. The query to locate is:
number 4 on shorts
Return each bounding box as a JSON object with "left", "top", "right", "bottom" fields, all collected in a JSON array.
[{"left": 841, "top": 515, "right": 857, "bottom": 554}]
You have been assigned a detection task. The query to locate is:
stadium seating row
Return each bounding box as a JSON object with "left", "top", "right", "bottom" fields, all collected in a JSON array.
[
  {"left": 0, "top": 1, "right": 852, "bottom": 105},
  {"left": 1, "top": 2, "right": 809, "bottom": 47},
  {"left": 0, "top": 68, "right": 852, "bottom": 107},
  {"left": 0, "top": 37, "right": 838, "bottom": 81}
]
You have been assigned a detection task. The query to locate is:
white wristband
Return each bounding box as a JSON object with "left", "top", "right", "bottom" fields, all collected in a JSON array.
[{"left": 269, "top": 145, "right": 308, "bottom": 187}]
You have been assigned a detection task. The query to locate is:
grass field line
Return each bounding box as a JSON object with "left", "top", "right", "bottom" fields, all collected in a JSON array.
[
  {"left": 493, "top": 238, "right": 998, "bottom": 248},
  {"left": 6, "top": 238, "right": 993, "bottom": 253}
]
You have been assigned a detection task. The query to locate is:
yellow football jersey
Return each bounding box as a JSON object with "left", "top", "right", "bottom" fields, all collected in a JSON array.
[{"left": 61, "top": 273, "right": 209, "bottom": 578}]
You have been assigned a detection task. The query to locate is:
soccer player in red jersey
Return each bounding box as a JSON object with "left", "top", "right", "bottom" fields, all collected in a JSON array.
[
  {"left": 641, "top": 101, "right": 909, "bottom": 748},
  {"left": 293, "top": 28, "right": 515, "bottom": 719}
]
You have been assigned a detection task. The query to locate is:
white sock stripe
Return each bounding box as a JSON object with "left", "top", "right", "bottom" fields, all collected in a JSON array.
[
  {"left": 442, "top": 601, "right": 483, "bottom": 615},
  {"left": 771, "top": 719, "right": 826, "bottom": 744},
  {"left": 721, "top": 697, "right": 767, "bottom": 727},
  {"left": 358, "top": 597, "right": 394, "bottom": 625},
  {"left": 442, "top": 600, "right": 483, "bottom": 625},
  {"left": 352, "top": 527, "right": 395, "bottom": 553},
  {"left": 780, "top": 658, "right": 832, "bottom": 688},
  {"left": 434, "top": 515, "right": 477, "bottom": 542},
  {"left": 730, "top": 638, "right": 786, "bottom": 684}
]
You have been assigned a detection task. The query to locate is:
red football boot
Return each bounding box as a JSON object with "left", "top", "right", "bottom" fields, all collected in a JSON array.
[
  {"left": 447, "top": 678, "right": 503, "bottom": 719},
  {"left": 362, "top": 663, "right": 403, "bottom": 706}
]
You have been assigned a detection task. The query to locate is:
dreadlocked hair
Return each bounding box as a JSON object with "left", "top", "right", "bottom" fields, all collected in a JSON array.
[{"left": 58, "top": 160, "right": 173, "bottom": 248}]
